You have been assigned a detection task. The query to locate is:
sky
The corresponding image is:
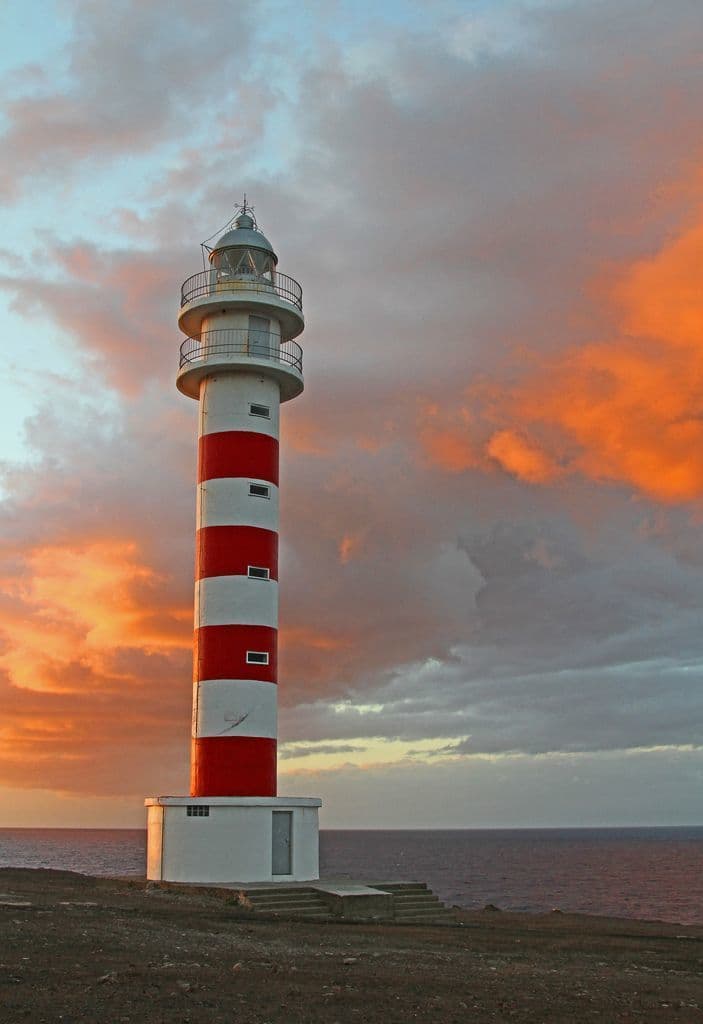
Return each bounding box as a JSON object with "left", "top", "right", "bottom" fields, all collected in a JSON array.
[{"left": 0, "top": 0, "right": 702, "bottom": 828}]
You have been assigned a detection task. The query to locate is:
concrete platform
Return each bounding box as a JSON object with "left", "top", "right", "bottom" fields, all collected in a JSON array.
[
  {"left": 152, "top": 877, "right": 455, "bottom": 924},
  {"left": 239, "top": 880, "right": 454, "bottom": 923}
]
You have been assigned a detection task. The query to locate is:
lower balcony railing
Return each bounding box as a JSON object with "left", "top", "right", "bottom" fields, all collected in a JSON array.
[{"left": 179, "top": 329, "right": 303, "bottom": 373}]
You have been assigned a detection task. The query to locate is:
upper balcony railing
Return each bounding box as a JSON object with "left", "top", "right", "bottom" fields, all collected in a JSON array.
[
  {"left": 180, "top": 269, "right": 303, "bottom": 311},
  {"left": 179, "top": 328, "right": 303, "bottom": 374}
]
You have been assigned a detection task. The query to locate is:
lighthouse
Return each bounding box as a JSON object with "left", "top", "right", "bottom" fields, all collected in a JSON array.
[{"left": 145, "top": 203, "right": 321, "bottom": 884}]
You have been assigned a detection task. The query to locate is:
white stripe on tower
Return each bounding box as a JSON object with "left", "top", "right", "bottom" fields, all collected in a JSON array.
[
  {"left": 196, "top": 478, "right": 280, "bottom": 532},
  {"left": 195, "top": 575, "right": 278, "bottom": 627},
  {"left": 198, "top": 374, "right": 280, "bottom": 439},
  {"left": 191, "top": 373, "right": 281, "bottom": 797},
  {"left": 192, "top": 678, "right": 278, "bottom": 739}
]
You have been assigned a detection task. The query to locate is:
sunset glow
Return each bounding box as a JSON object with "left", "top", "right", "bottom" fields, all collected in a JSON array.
[{"left": 472, "top": 204, "right": 703, "bottom": 501}]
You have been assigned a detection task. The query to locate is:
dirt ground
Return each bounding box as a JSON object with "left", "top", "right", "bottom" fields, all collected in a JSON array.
[{"left": 0, "top": 868, "right": 701, "bottom": 1023}]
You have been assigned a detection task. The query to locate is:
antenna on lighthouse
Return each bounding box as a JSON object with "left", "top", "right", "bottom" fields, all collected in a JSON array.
[
  {"left": 239, "top": 193, "right": 251, "bottom": 215},
  {"left": 235, "top": 193, "right": 257, "bottom": 227},
  {"left": 199, "top": 194, "right": 260, "bottom": 268}
]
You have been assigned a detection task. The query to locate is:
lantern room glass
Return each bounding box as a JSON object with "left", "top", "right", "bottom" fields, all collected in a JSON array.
[{"left": 211, "top": 247, "right": 275, "bottom": 283}]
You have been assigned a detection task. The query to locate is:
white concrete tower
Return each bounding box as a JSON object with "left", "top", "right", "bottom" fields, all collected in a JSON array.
[{"left": 145, "top": 204, "right": 321, "bottom": 884}]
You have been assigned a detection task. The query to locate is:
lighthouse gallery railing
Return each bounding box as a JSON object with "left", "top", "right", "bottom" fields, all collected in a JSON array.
[
  {"left": 179, "top": 329, "right": 303, "bottom": 373},
  {"left": 180, "top": 269, "right": 303, "bottom": 311}
]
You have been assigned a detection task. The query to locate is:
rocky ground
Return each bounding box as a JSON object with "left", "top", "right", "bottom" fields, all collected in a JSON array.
[{"left": 0, "top": 868, "right": 702, "bottom": 1023}]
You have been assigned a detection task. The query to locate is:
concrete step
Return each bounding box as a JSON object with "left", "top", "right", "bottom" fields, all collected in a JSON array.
[
  {"left": 248, "top": 895, "right": 325, "bottom": 905},
  {"left": 247, "top": 896, "right": 322, "bottom": 906},
  {"left": 249, "top": 896, "right": 320, "bottom": 905},
  {"left": 370, "top": 881, "right": 454, "bottom": 924},
  {"left": 239, "top": 880, "right": 455, "bottom": 926},
  {"left": 242, "top": 887, "right": 330, "bottom": 919}
]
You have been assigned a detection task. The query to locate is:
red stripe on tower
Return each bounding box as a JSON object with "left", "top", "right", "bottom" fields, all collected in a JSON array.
[
  {"left": 195, "top": 525, "right": 278, "bottom": 581},
  {"left": 198, "top": 431, "right": 279, "bottom": 485},
  {"left": 190, "top": 736, "right": 277, "bottom": 797},
  {"left": 194, "top": 624, "right": 278, "bottom": 684}
]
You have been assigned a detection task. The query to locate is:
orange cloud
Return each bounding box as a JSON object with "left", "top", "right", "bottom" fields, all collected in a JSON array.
[
  {"left": 338, "top": 531, "right": 364, "bottom": 564},
  {"left": 521, "top": 206, "right": 703, "bottom": 501},
  {"left": 286, "top": 415, "right": 329, "bottom": 455},
  {"left": 280, "top": 626, "right": 350, "bottom": 655},
  {"left": 0, "top": 538, "right": 192, "bottom": 793},
  {"left": 487, "top": 429, "right": 561, "bottom": 484},
  {"left": 421, "top": 189, "right": 703, "bottom": 504},
  {"left": 418, "top": 403, "right": 481, "bottom": 473},
  {"left": 0, "top": 540, "right": 190, "bottom": 694},
  {"left": 615, "top": 216, "right": 703, "bottom": 349}
]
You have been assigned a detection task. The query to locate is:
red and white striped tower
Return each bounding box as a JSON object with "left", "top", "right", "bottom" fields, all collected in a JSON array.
[
  {"left": 180, "top": 205, "right": 303, "bottom": 797},
  {"left": 146, "top": 204, "right": 320, "bottom": 884}
]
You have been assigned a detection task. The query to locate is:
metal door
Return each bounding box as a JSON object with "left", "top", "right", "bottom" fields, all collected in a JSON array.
[
  {"left": 249, "top": 315, "right": 270, "bottom": 358},
  {"left": 271, "top": 810, "right": 292, "bottom": 875}
]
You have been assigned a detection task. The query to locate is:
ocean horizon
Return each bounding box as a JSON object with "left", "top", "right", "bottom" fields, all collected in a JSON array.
[{"left": 1, "top": 825, "right": 701, "bottom": 926}]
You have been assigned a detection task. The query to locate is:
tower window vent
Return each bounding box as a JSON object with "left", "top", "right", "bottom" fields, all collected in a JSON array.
[
  {"left": 249, "top": 483, "right": 270, "bottom": 499},
  {"left": 248, "top": 566, "right": 270, "bottom": 580},
  {"left": 249, "top": 403, "right": 270, "bottom": 419},
  {"left": 246, "top": 651, "right": 269, "bottom": 665},
  {"left": 186, "top": 805, "right": 210, "bottom": 817}
]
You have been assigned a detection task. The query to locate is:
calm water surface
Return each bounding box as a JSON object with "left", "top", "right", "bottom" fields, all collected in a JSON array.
[{"left": 0, "top": 826, "right": 701, "bottom": 925}]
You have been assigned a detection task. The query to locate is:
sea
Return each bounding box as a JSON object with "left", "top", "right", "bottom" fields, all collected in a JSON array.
[{"left": 0, "top": 827, "right": 701, "bottom": 926}]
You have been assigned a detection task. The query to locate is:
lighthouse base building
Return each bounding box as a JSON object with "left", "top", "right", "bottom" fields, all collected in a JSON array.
[
  {"left": 145, "top": 206, "right": 321, "bottom": 885},
  {"left": 145, "top": 797, "right": 321, "bottom": 884}
]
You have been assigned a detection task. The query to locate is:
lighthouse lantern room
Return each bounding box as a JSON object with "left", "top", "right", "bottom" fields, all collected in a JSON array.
[{"left": 145, "top": 203, "right": 321, "bottom": 885}]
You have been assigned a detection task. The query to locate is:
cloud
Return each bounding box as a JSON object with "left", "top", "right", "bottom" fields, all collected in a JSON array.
[
  {"left": 487, "top": 429, "right": 561, "bottom": 484},
  {"left": 0, "top": 0, "right": 258, "bottom": 199},
  {"left": 338, "top": 531, "right": 365, "bottom": 565},
  {"left": 285, "top": 745, "right": 703, "bottom": 828},
  {"left": 0, "top": 240, "right": 186, "bottom": 395},
  {"left": 0, "top": 391, "right": 195, "bottom": 794},
  {"left": 455, "top": 205, "right": 703, "bottom": 501}
]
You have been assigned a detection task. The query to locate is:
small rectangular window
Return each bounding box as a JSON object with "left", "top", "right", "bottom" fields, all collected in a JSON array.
[
  {"left": 186, "top": 805, "right": 210, "bottom": 817},
  {"left": 248, "top": 566, "right": 270, "bottom": 580},
  {"left": 249, "top": 483, "right": 270, "bottom": 499},
  {"left": 249, "top": 403, "right": 270, "bottom": 419},
  {"left": 246, "top": 651, "right": 269, "bottom": 665}
]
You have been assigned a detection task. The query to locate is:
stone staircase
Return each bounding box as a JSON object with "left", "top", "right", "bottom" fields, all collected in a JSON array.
[
  {"left": 372, "top": 881, "right": 454, "bottom": 924},
  {"left": 242, "top": 886, "right": 330, "bottom": 919},
  {"left": 240, "top": 881, "right": 454, "bottom": 925}
]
